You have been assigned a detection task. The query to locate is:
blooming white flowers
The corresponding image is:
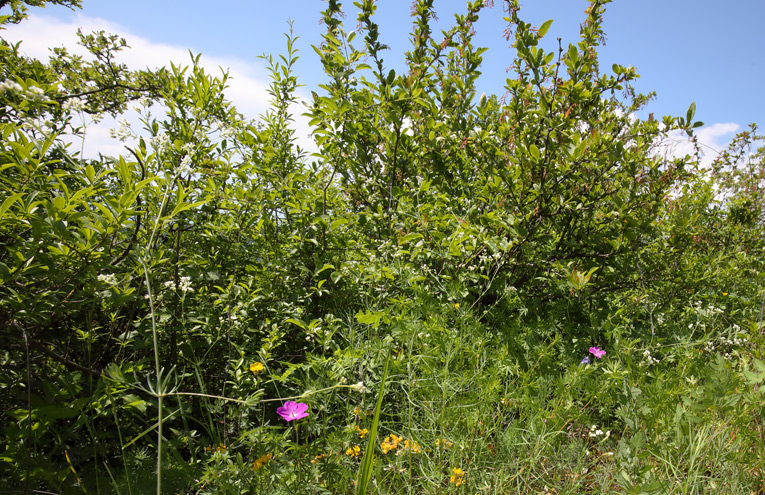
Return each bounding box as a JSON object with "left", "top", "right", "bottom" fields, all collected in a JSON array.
[
  {"left": 62, "top": 98, "right": 86, "bottom": 112},
  {"left": 109, "top": 118, "right": 134, "bottom": 142},
  {"left": 0, "top": 80, "right": 48, "bottom": 102},
  {"left": 25, "top": 86, "right": 45, "bottom": 101},
  {"left": 97, "top": 273, "right": 118, "bottom": 285},
  {"left": 588, "top": 425, "right": 610, "bottom": 439},
  {"left": 178, "top": 155, "right": 193, "bottom": 174},
  {"left": 349, "top": 381, "right": 367, "bottom": 393},
  {"left": 150, "top": 133, "right": 171, "bottom": 155},
  {"left": 642, "top": 349, "right": 660, "bottom": 366},
  {"left": 132, "top": 96, "right": 150, "bottom": 112},
  {"left": 164, "top": 276, "right": 193, "bottom": 293},
  {"left": 0, "top": 79, "right": 23, "bottom": 94}
]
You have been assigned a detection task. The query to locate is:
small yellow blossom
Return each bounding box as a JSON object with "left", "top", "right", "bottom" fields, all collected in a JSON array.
[
  {"left": 249, "top": 362, "right": 264, "bottom": 374},
  {"left": 381, "top": 434, "right": 403, "bottom": 454},
  {"left": 311, "top": 451, "right": 332, "bottom": 464},
  {"left": 454, "top": 303, "right": 460, "bottom": 309},
  {"left": 450, "top": 467, "right": 465, "bottom": 487},
  {"left": 403, "top": 439, "right": 421, "bottom": 454},
  {"left": 345, "top": 445, "right": 361, "bottom": 457},
  {"left": 253, "top": 453, "right": 272, "bottom": 471},
  {"left": 436, "top": 438, "right": 453, "bottom": 449},
  {"left": 356, "top": 425, "right": 369, "bottom": 439}
]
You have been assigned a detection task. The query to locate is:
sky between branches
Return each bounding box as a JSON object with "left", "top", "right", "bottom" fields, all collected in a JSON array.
[{"left": 4, "top": 0, "right": 763, "bottom": 161}]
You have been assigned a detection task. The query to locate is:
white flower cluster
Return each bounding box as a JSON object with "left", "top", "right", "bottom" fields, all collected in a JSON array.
[
  {"left": 704, "top": 333, "right": 745, "bottom": 359},
  {"left": 62, "top": 98, "right": 86, "bottom": 112},
  {"left": 220, "top": 125, "right": 237, "bottom": 139},
  {"left": 132, "top": 97, "right": 150, "bottom": 113},
  {"left": 25, "top": 86, "right": 45, "bottom": 101},
  {"left": 163, "top": 276, "right": 193, "bottom": 293},
  {"left": 0, "top": 79, "right": 46, "bottom": 101},
  {"left": 21, "top": 115, "right": 53, "bottom": 133},
  {"left": 178, "top": 154, "right": 193, "bottom": 175},
  {"left": 0, "top": 79, "right": 23, "bottom": 93},
  {"left": 642, "top": 348, "right": 660, "bottom": 366},
  {"left": 349, "top": 381, "right": 366, "bottom": 393},
  {"left": 109, "top": 118, "right": 134, "bottom": 142},
  {"left": 97, "top": 273, "right": 118, "bottom": 285},
  {"left": 150, "top": 133, "right": 171, "bottom": 155},
  {"left": 588, "top": 425, "right": 610, "bottom": 439},
  {"left": 477, "top": 250, "right": 503, "bottom": 264}
]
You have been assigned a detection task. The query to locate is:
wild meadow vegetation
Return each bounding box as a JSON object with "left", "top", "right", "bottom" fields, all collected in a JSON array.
[{"left": 1, "top": 0, "right": 764, "bottom": 493}]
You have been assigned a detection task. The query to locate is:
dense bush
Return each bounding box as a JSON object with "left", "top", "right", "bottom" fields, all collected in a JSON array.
[{"left": 1, "top": 0, "right": 763, "bottom": 493}]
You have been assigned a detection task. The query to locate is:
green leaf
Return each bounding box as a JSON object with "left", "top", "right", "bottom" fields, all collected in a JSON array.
[
  {"left": 170, "top": 200, "right": 206, "bottom": 218},
  {"left": 686, "top": 102, "right": 696, "bottom": 123},
  {"left": 0, "top": 192, "right": 23, "bottom": 219},
  {"left": 399, "top": 233, "right": 423, "bottom": 245},
  {"left": 529, "top": 144, "right": 540, "bottom": 162},
  {"left": 356, "top": 349, "right": 391, "bottom": 495},
  {"left": 285, "top": 318, "right": 307, "bottom": 330},
  {"left": 538, "top": 19, "right": 553, "bottom": 38},
  {"left": 355, "top": 310, "right": 384, "bottom": 328},
  {"left": 386, "top": 69, "right": 395, "bottom": 85}
]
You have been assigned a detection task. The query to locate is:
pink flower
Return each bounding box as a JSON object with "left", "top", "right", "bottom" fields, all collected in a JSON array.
[
  {"left": 589, "top": 347, "right": 606, "bottom": 359},
  {"left": 276, "top": 401, "right": 309, "bottom": 422}
]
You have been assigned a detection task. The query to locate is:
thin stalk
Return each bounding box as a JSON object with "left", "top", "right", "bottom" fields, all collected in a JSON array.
[{"left": 139, "top": 172, "right": 175, "bottom": 495}]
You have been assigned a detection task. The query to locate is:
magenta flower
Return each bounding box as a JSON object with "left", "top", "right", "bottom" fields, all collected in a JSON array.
[
  {"left": 589, "top": 347, "right": 606, "bottom": 359},
  {"left": 276, "top": 401, "right": 309, "bottom": 422}
]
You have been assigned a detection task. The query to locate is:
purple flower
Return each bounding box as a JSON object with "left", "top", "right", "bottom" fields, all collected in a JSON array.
[
  {"left": 276, "top": 401, "right": 309, "bottom": 422},
  {"left": 589, "top": 347, "right": 606, "bottom": 359},
  {"left": 580, "top": 356, "right": 591, "bottom": 365}
]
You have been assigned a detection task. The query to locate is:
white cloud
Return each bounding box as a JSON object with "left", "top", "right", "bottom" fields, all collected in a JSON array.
[
  {"left": 2, "top": 13, "right": 317, "bottom": 157},
  {"left": 654, "top": 122, "right": 740, "bottom": 168}
]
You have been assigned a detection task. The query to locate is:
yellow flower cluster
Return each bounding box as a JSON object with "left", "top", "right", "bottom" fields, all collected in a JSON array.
[
  {"left": 249, "top": 362, "right": 264, "bottom": 374},
  {"left": 436, "top": 438, "right": 453, "bottom": 449},
  {"left": 402, "top": 439, "right": 421, "bottom": 454},
  {"left": 310, "top": 451, "right": 333, "bottom": 464},
  {"left": 353, "top": 406, "right": 370, "bottom": 418},
  {"left": 205, "top": 443, "right": 226, "bottom": 452},
  {"left": 345, "top": 445, "right": 361, "bottom": 457},
  {"left": 381, "top": 434, "right": 403, "bottom": 454},
  {"left": 253, "top": 453, "right": 272, "bottom": 471},
  {"left": 355, "top": 425, "right": 369, "bottom": 439},
  {"left": 450, "top": 467, "right": 465, "bottom": 487}
]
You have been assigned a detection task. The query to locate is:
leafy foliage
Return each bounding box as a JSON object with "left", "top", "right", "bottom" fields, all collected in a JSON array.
[{"left": 0, "top": 0, "right": 763, "bottom": 493}]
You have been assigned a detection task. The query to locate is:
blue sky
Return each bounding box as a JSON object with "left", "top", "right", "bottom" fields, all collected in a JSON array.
[{"left": 5, "top": 0, "right": 764, "bottom": 157}]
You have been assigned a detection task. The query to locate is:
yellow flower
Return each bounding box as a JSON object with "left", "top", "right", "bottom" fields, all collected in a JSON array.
[
  {"left": 345, "top": 445, "right": 361, "bottom": 457},
  {"left": 356, "top": 425, "right": 369, "bottom": 439},
  {"left": 436, "top": 438, "right": 453, "bottom": 449},
  {"left": 454, "top": 303, "right": 460, "bottom": 309},
  {"left": 249, "top": 362, "right": 264, "bottom": 374},
  {"left": 205, "top": 443, "right": 227, "bottom": 452},
  {"left": 403, "top": 439, "right": 421, "bottom": 454},
  {"left": 381, "top": 434, "right": 403, "bottom": 454},
  {"left": 253, "top": 453, "right": 273, "bottom": 471},
  {"left": 310, "top": 451, "right": 333, "bottom": 464},
  {"left": 450, "top": 467, "right": 465, "bottom": 487}
]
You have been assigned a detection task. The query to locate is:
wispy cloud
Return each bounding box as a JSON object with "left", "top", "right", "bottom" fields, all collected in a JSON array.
[
  {"left": 2, "top": 13, "right": 316, "bottom": 157},
  {"left": 653, "top": 122, "right": 741, "bottom": 168}
]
